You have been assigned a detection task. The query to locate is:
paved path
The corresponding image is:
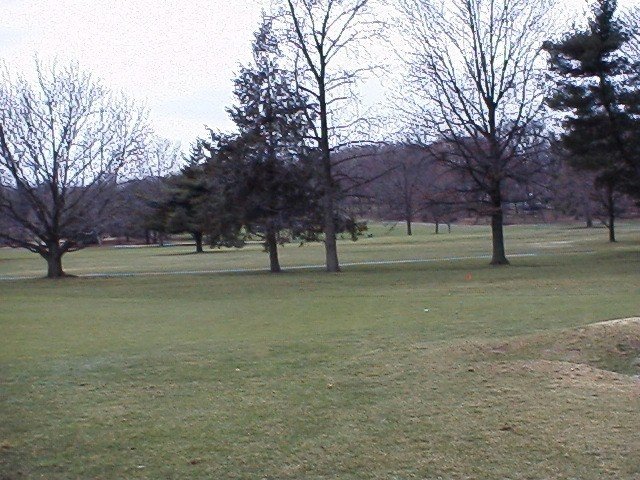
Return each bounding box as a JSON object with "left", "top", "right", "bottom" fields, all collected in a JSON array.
[{"left": 0, "top": 251, "right": 595, "bottom": 281}]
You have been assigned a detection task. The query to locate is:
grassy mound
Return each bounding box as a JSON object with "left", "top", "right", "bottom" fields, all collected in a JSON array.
[{"left": 469, "top": 317, "right": 640, "bottom": 377}]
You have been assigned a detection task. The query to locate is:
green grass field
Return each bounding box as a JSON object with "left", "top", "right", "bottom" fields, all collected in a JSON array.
[{"left": 1, "top": 223, "right": 639, "bottom": 479}]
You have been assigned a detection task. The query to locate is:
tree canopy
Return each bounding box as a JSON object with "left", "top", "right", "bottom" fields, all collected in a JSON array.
[
  {"left": 0, "top": 62, "right": 150, "bottom": 277},
  {"left": 545, "top": 0, "right": 640, "bottom": 241}
]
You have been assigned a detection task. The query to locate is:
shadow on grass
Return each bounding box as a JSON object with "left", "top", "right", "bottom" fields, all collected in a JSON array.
[{"left": 152, "top": 249, "right": 239, "bottom": 257}]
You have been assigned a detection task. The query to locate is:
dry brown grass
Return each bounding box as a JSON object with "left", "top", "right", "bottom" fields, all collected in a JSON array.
[{"left": 458, "top": 317, "right": 640, "bottom": 376}]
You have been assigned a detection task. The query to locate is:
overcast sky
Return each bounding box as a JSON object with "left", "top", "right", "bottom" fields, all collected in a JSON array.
[
  {"left": 1, "top": 0, "right": 637, "bottom": 150},
  {"left": 1, "top": 0, "right": 271, "bottom": 148}
]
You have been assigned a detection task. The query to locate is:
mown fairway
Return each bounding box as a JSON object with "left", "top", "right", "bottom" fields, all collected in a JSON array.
[{"left": 1, "top": 223, "right": 639, "bottom": 479}]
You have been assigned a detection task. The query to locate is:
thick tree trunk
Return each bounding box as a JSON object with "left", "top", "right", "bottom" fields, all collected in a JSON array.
[
  {"left": 319, "top": 77, "right": 340, "bottom": 273},
  {"left": 193, "top": 231, "right": 204, "bottom": 253},
  {"left": 266, "top": 229, "right": 281, "bottom": 273},
  {"left": 608, "top": 216, "right": 616, "bottom": 242},
  {"left": 607, "top": 186, "right": 616, "bottom": 243},
  {"left": 583, "top": 193, "right": 593, "bottom": 228},
  {"left": 44, "top": 245, "right": 65, "bottom": 278},
  {"left": 435, "top": 221, "right": 439, "bottom": 235},
  {"left": 490, "top": 196, "right": 509, "bottom": 265},
  {"left": 323, "top": 197, "right": 339, "bottom": 272},
  {"left": 404, "top": 177, "right": 413, "bottom": 236}
]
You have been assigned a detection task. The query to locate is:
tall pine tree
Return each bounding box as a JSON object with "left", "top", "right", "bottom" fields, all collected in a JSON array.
[
  {"left": 225, "top": 16, "right": 319, "bottom": 272},
  {"left": 164, "top": 154, "right": 209, "bottom": 253},
  {"left": 544, "top": 0, "right": 640, "bottom": 242}
]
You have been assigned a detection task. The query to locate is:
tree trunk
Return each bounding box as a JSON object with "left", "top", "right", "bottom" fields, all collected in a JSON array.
[
  {"left": 319, "top": 76, "right": 340, "bottom": 273},
  {"left": 435, "top": 221, "right": 439, "bottom": 235},
  {"left": 608, "top": 216, "right": 616, "bottom": 242},
  {"left": 607, "top": 185, "right": 616, "bottom": 243},
  {"left": 323, "top": 198, "right": 339, "bottom": 272},
  {"left": 266, "top": 229, "right": 281, "bottom": 273},
  {"left": 404, "top": 173, "right": 413, "bottom": 236},
  {"left": 447, "top": 223, "right": 451, "bottom": 234},
  {"left": 490, "top": 195, "right": 509, "bottom": 265},
  {"left": 44, "top": 245, "right": 65, "bottom": 278},
  {"left": 193, "top": 231, "right": 204, "bottom": 253},
  {"left": 583, "top": 193, "right": 593, "bottom": 228}
]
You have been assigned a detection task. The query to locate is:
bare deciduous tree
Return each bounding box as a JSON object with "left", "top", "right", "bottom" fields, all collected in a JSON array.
[
  {"left": 0, "top": 62, "right": 150, "bottom": 277},
  {"left": 109, "top": 136, "right": 181, "bottom": 245},
  {"left": 137, "top": 136, "right": 181, "bottom": 180},
  {"left": 397, "top": 0, "right": 553, "bottom": 264},
  {"left": 364, "top": 145, "right": 436, "bottom": 236},
  {"left": 279, "top": 0, "right": 382, "bottom": 272}
]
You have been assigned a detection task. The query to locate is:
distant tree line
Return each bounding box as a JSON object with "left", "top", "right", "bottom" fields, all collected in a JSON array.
[{"left": 1, "top": 0, "right": 638, "bottom": 278}]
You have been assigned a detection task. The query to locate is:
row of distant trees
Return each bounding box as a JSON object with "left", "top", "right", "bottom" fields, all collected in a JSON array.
[
  {"left": 343, "top": 143, "right": 639, "bottom": 236},
  {"left": 1, "top": 0, "right": 639, "bottom": 278},
  {"left": 105, "top": 140, "right": 638, "bottom": 247}
]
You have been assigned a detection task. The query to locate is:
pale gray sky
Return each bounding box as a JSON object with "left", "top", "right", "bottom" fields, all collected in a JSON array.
[
  {"left": 1, "top": 0, "right": 270, "bottom": 147},
  {"left": 1, "top": 0, "right": 636, "bottom": 149}
]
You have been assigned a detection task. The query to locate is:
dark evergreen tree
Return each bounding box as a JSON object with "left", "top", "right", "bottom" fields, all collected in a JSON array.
[
  {"left": 164, "top": 162, "right": 209, "bottom": 253},
  {"left": 544, "top": 0, "right": 640, "bottom": 242},
  {"left": 148, "top": 142, "right": 242, "bottom": 252},
  {"left": 223, "top": 17, "right": 320, "bottom": 273}
]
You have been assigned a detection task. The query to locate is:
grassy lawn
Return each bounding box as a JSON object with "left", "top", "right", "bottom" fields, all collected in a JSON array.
[
  {"left": 1, "top": 222, "right": 635, "bottom": 279},
  {"left": 1, "top": 223, "right": 639, "bottom": 479}
]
